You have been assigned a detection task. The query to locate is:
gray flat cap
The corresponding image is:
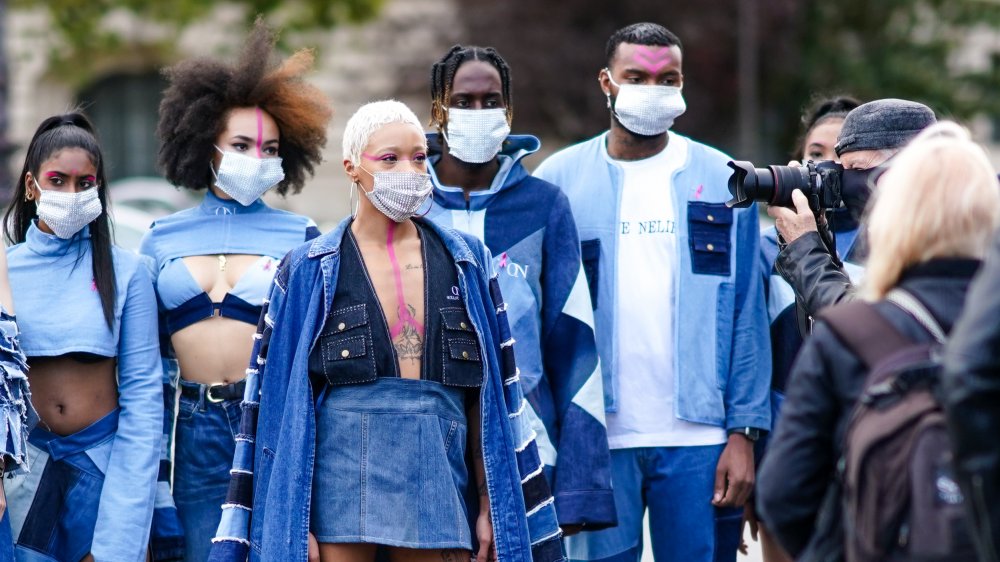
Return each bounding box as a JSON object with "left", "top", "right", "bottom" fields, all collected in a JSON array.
[{"left": 835, "top": 98, "right": 937, "bottom": 156}]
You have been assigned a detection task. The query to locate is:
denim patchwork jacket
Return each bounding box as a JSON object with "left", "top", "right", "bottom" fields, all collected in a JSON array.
[
  {"left": 7, "top": 223, "right": 164, "bottom": 562},
  {"left": 534, "top": 132, "right": 771, "bottom": 431},
  {"left": 427, "top": 133, "right": 615, "bottom": 529},
  {"left": 0, "top": 306, "right": 32, "bottom": 475},
  {"left": 209, "top": 217, "right": 564, "bottom": 562}
]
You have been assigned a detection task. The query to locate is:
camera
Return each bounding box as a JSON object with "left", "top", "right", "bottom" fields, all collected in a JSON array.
[{"left": 725, "top": 160, "right": 844, "bottom": 211}]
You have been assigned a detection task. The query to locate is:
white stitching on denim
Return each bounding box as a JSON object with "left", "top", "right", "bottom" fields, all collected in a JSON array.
[{"left": 526, "top": 496, "right": 555, "bottom": 517}]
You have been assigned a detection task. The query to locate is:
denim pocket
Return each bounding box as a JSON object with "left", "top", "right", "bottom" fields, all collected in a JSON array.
[
  {"left": 440, "top": 307, "right": 483, "bottom": 388},
  {"left": 688, "top": 203, "right": 733, "bottom": 276},
  {"left": 309, "top": 304, "right": 377, "bottom": 385},
  {"left": 581, "top": 238, "right": 601, "bottom": 309}
]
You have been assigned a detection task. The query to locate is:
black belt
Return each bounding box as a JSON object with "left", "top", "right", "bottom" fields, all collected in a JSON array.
[{"left": 180, "top": 380, "right": 247, "bottom": 403}]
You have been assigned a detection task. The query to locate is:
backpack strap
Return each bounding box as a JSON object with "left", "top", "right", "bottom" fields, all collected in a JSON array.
[
  {"left": 885, "top": 288, "right": 946, "bottom": 344},
  {"left": 820, "top": 301, "right": 912, "bottom": 370}
]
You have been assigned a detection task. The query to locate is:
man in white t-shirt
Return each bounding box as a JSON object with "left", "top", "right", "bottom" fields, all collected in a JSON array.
[{"left": 535, "top": 22, "right": 771, "bottom": 562}]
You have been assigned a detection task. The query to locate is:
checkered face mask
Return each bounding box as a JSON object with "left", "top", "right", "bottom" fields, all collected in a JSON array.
[
  {"left": 606, "top": 72, "right": 686, "bottom": 136},
  {"left": 359, "top": 168, "right": 433, "bottom": 222},
  {"left": 35, "top": 182, "right": 103, "bottom": 239},
  {"left": 212, "top": 147, "right": 285, "bottom": 206},
  {"left": 443, "top": 108, "right": 511, "bottom": 164}
]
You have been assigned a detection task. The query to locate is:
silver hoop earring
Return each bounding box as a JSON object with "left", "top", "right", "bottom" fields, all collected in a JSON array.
[{"left": 350, "top": 181, "right": 359, "bottom": 218}]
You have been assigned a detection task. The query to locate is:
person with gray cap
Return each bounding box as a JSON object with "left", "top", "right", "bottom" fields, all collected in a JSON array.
[{"left": 768, "top": 98, "right": 937, "bottom": 325}]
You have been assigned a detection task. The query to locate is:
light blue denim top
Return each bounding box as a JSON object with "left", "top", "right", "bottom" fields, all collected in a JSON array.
[{"left": 7, "top": 221, "right": 164, "bottom": 562}]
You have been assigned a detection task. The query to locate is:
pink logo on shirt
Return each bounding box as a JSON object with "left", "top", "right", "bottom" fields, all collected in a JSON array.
[
  {"left": 90, "top": 279, "right": 97, "bottom": 291},
  {"left": 694, "top": 184, "right": 704, "bottom": 199}
]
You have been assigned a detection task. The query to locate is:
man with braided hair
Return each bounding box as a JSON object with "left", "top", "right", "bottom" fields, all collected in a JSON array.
[
  {"left": 140, "top": 18, "right": 332, "bottom": 562},
  {"left": 424, "top": 44, "right": 617, "bottom": 535}
]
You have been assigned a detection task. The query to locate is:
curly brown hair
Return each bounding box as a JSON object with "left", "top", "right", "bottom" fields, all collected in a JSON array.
[{"left": 157, "top": 18, "right": 332, "bottom": 195}]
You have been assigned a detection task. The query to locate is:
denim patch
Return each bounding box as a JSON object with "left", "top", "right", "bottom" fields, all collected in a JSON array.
[
  {"left": 580, "top": 239, "right": 601, "bottom": 309},
  {"left": 688, "top": 202, "right": 732, "bottom": 276}
]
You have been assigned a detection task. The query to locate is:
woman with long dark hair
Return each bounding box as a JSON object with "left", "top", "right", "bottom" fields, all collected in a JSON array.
[
  {"left": 140, "top": 19, "right": 331, "bottom": 561},
  {"left": 2, "top": 112, "right": 162, "bottom": 561}
]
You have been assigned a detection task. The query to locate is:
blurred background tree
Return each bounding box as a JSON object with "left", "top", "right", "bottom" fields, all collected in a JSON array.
[{"left": 454, "top": 0, "right": 1000, "bottom": 164}]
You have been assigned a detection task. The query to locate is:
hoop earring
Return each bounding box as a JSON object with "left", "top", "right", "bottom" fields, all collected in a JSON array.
[
  {"left": 415, "top": 190, "right": 434, "bottom": 219},
  {"left": 350, "top": 181, "right": 359, "bottom": 218}
]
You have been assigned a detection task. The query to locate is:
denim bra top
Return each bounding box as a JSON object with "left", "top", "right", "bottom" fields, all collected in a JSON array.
[
  {"left": 309, "top": 219, "right": 484, "bottom": 388},
  {"left": 7, "top": 222, "right": 147, "bottom": 357},
  {"left": 139, "top": 191, "right": 319, "bottom": 335}
]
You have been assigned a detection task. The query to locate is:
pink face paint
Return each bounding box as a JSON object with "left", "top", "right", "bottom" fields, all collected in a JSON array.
[
  {"left": 386, "top": 225, "right": 424, "bottom": 339},
  {"left": 44, "top": 172, "right": 62, "bottom": 178},
  {"left": 255, "top": 107, "right": 264, "bottom": 158},
  {"left": 634, "top": 45, "right": 672, "bottom": 74}
]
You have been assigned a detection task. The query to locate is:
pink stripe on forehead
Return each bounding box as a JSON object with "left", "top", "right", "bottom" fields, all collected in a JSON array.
[
  {"left": 634, "top": 45, "right": 673, "bottom": 74},
  {"left": 255, "top": 107, "right": 264, "bottom": 158}
]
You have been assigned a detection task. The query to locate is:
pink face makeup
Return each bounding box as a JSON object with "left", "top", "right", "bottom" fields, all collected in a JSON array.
[
  {"left": 634, "top": 45, "right": 673, "bottom": 74},
  {"left": 255, "top": 107, "right": 264, "bottom": 158},
  {"left": 361, "top": 152, "right": 427, "bottom": 162}
]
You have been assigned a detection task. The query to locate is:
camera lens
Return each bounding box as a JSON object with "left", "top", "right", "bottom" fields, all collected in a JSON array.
[{"left": 727, "top": 161, "right": 810, "bottom": 208}]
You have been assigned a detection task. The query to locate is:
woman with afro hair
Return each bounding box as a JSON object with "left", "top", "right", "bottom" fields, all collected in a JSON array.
[{"left": 139, "top": 19, "right": 332, "bottom": 562}]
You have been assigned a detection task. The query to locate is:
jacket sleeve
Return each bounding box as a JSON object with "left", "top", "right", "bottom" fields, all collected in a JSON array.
[
  {"left": 724, "top": 204, "right": 772, "bottom": 431},
  {"left": 942, "top": 231, "right": 1000, "bottom": 556},
  {"left": 208, "top": 262, "right": 289, "bottom": 562},
  {"left": 775, "top": 231, "right": 856, "bottom": 319},
  {"left": 0, "top": 306, "right": 33, "bottom": 474},
  {"left": 92, "top": 262, "right": 165, "bottom": 562},
  {"left": 756, "top": 322, "right": 843, "bottom": 558},
  {"left": 481, "top": 247, "right": 564, "bottom": 562},
  {"left": 537, "top": 195, "right": 615, "bottom": 528}
]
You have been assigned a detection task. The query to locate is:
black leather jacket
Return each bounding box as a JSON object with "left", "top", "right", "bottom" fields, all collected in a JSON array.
[
  {"left": 775, "top": 230, "right": 859, "bottom": 333},
  {"left": 758, "top": 259, "right": 980, "bottom": 558},
  {"left": 942, "top": 233, "right": 1000, "bottom": 562}
]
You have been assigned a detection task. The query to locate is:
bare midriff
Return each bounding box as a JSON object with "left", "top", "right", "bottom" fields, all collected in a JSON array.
[
  {"left": 29, "top": 356, "right": 117, "bottom": 436},
  {"left": 171, "top": 254, "right": 266, "bottom": 385}
]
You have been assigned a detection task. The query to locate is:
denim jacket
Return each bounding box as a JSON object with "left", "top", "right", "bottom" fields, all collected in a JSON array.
[
  {"left": 7, "top": 223, "right": 163, "bottom": 562},
  {"left": 209, "top": 218, "right": 564, "bottom": 562},
  {"left": 0, "top": 307, "right": 31, "bottom": 474},
  {"left": 534, "top": 132, "right": 771, "bottom": 431},
  {"left": 427, "top": 134, "right": 615, "bottom": 529}
]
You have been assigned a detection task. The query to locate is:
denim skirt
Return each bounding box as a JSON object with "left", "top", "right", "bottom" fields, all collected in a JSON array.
[{"left": 311, "top": 377, "right": 473, "bottom": 550}]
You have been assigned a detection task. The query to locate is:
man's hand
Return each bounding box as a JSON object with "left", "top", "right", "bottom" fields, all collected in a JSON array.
[
  {"left": 767, "top": 189, "right": 817, "bottom": 244},
  {"left": 738, "top": 503, "right": 760, "bottom": 555},
  {"left": 712, "top": 434, "right": 755, "bottom": 507}
]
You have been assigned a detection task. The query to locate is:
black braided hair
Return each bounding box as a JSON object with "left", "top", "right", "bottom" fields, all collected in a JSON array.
[{"left": 429, "top": 44, "right": 513, "bottom": 132}]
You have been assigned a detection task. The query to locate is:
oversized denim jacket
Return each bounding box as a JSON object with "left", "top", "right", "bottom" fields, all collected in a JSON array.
[
  {"left": 534, "top": 132, "right": 771, "bottom": 431},
  {"left": 209, "top": 218, "right": 564, "bottom": 562},
  {"left": 427, "top": 134, "right": 615, "bottom": 529}
]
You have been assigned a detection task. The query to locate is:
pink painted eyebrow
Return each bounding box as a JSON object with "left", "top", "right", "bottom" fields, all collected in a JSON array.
[
  {"left": 361, "top": 152, "right": 427, "bottom": 161},
  {"left": 44, "top": 171, "right": 96, "bottom": 180}
]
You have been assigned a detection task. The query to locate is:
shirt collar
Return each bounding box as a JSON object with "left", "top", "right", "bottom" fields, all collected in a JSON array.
[
  {"left": 200, "top": 189, "right": 266, "bottom": 215},
  {"left": 25, "top": 220, "right": 91, "bottom": 256}
]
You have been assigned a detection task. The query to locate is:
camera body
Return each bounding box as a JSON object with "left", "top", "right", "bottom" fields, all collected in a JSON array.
[{"left": 726, "top": 160, "right": 844, "bottom": 211}]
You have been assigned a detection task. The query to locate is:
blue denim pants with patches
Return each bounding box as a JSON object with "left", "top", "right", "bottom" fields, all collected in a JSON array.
[
  {"left": 565, "top": 444, "right": 742, "bottom": 562},
  {"left": 173, "top": 381, "right": 242, "bottom": 562}
]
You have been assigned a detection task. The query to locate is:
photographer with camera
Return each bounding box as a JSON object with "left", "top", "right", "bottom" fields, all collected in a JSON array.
[{"left": 762, "top": 98, "right": 937, "bottom": 320}]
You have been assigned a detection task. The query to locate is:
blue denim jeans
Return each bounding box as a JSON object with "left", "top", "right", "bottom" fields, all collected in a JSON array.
[
  {"left": 565, "top": 444, "right": 739, "bottom": 562},
  {"left": 174, "top": 381, "right": 241, "bottom": 562}
]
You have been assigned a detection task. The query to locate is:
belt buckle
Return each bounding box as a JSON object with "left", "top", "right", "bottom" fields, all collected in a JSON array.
[{"left": 206, "top": 383, "right": 227, "bottom": 404}]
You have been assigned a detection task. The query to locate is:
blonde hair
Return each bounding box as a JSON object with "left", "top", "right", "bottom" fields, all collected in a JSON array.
[
  {"left": 861, "top": 121, "right": 1000, "bottom": 300},
  {"left": 342, "top": 100, "right": 423, "bottom": 166}
]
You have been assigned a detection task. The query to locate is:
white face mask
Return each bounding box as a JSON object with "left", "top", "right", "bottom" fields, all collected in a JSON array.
[
  {"left": 606, "top": 71, "right": 686, "bottom": 136},
  {"left": 358, "top": 168, "right": 433, "bottom": 223},
  {"left": 212, "top": 147, "right": 285, "bottom": 206},
  {"left": 34, "top": 181, "right": 103, "bottom": 239},
  {"left": 443, "top": 108, "right": 511, "bottom": 164}
]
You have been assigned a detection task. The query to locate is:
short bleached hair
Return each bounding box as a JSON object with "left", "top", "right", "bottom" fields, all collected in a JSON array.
[
  {"left": 862, "top": 121, "right": 1000, "bottom": 300},
  {"left": 342, "top": 100, "right": 424, "bottom": 166}
]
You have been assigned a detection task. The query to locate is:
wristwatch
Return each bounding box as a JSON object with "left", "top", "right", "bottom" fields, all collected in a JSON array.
[{"left": 727, "top": 427, "right": 761, "bottom": 442}]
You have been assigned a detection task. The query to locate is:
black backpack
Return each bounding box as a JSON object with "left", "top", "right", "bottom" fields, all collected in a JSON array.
[{"left": 822, "top": 289, "right": 978, "bottom": 562}]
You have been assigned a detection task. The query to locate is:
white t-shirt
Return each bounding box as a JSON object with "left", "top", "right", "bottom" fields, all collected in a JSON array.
[{"left": 606, "top": 132, "right": 728, "bottom": 449}]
